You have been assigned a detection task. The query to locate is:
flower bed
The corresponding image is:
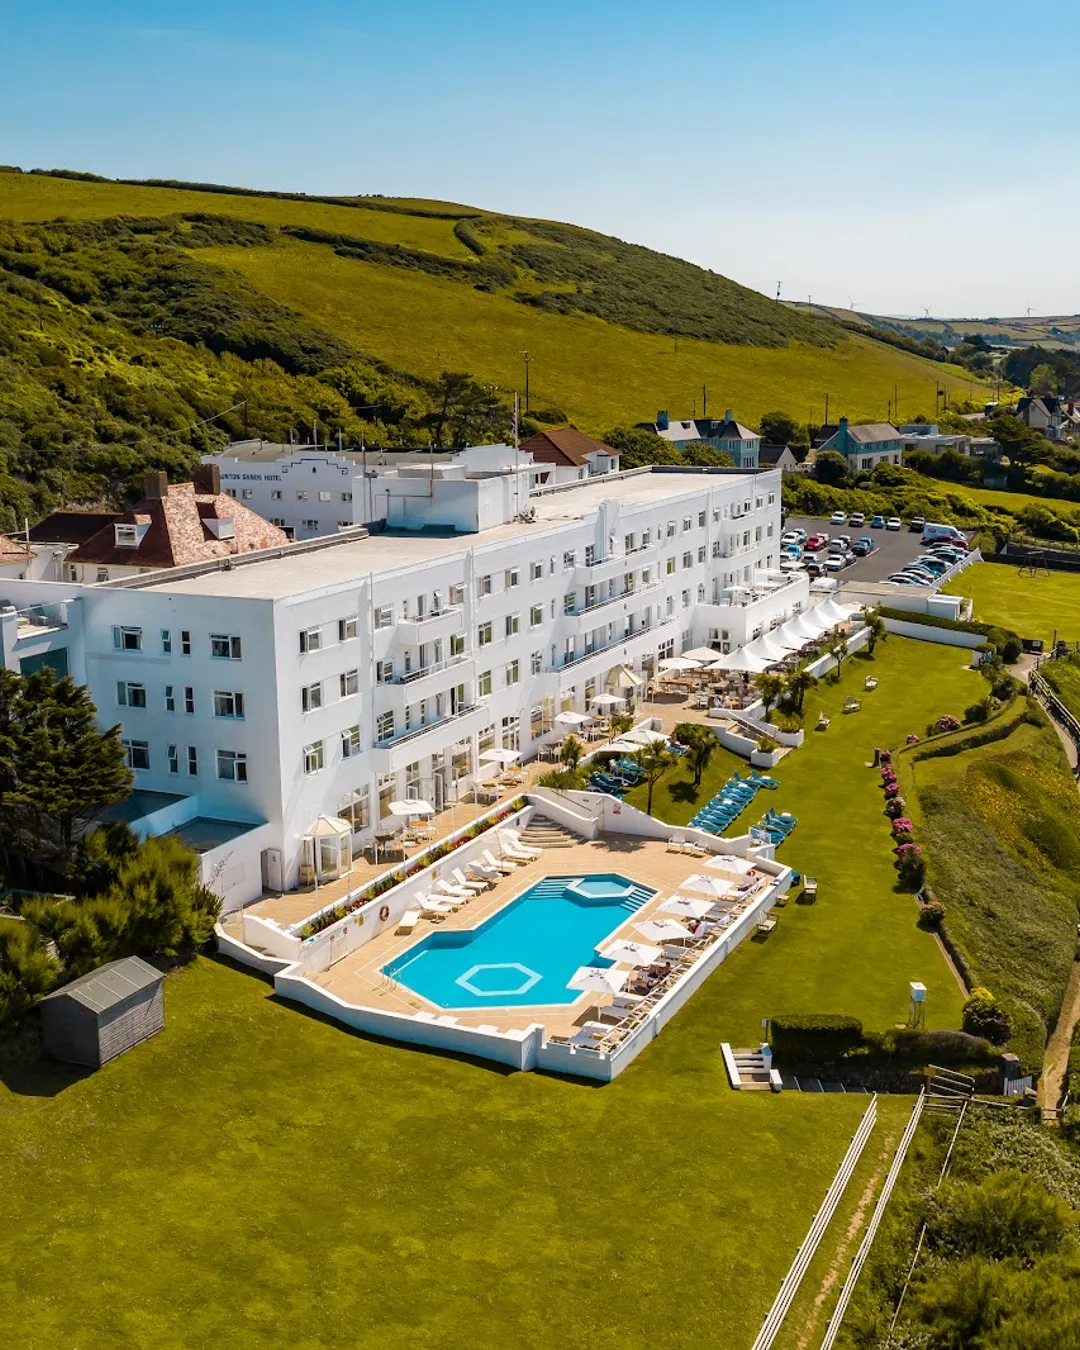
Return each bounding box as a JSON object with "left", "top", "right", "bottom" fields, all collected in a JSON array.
[{"left": 297, "top": 796, "right": 528, "bottom": 940}]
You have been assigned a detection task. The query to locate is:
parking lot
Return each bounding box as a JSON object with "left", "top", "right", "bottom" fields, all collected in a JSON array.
[{"left": 782, "top": 515, "right": 972, "bottom": 585}]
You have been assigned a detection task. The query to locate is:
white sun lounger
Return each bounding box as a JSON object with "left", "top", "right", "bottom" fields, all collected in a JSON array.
[
  {"left": 499, "top": 839, "right": 537, "bottom": 863},
  {"left": 435, "top": 878, "right": 473, "bottom": 901},
  {"left": 395, "top": 910, "right": 421, "bottom": 934},
  {"left": 468, "top": 861, "right": 502, "bottom": 884},
  {"left": 482, "top": 849, "right": 517, "bottom": 873},
  {"left": 417, "top": 895, "right": 455, "bottom": 919},
  {"left": 499, "top": 830, "right": 541, "bottom": 858},
  {"left": 452, "top": 867, "right": 488, "bottom": 893}
]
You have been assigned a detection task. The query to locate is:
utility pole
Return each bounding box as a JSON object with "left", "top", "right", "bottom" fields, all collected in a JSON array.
[
  {"left": 702, "top": 384, "right": 707, "bottom": 418},
  {"left": 824, "top": 393, "right": 829, "bottom": 426},
  {"left": 520, "top": 350, "right": 530, "bottom": 412},
  {"left": 894, "top": 384, "right": 898, "bottom": 425}
]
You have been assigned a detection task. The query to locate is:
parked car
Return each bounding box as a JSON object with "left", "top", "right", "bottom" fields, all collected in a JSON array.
[
  {"left": 781, "top": 530, "right": 801, "bottom": 546},
  {"left": 804, "top": 558, "right": 827, "bottom": 577},
  {"left": 805, "top": 534, "right": 826, "bottom": 550},
  {"left": 921, "top": 523, "right": 967, "bottom": 547},
  {"left": 887, "top": 573, "right": 921, "bottom": 586},
  {"left": 852, "top": 536, "right": 876, "bottom": 556},
  {"left": 823, "top": 554, "right": 850, "bottom": 572},
  {"left": 886, "top": 516, "right": 903, "bottom": 531},
  {"left": 827, "top": 538, "right": 847, "bottom": 554},
  {"left": 870, "top": 514, "right": 886, "bottom": 529},
  {"left": 929, "top": 548, "right": 965, "bottom": 565},
  {"left": 849, "top": 512, "right": 866, "bottom": 528},
  {"left": 830, "top": 510, "right": 847, "bottom": 525},
  {"left": 900, "top": 567, "right": 936, "bottom": 584},
  {"left": 908, "top": 515, "right": 926, "bottom": 533}
]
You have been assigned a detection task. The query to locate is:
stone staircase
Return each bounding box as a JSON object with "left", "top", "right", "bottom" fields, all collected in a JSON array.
[
  {"left": 721, "top": 1043, "right": 776, "bottom": 1090},
  {"left": 518, "top": 814, "right": 580, "bottom": 848}
]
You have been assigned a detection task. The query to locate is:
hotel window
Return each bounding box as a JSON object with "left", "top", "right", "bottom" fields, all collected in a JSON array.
[
  {"left": 505, "top": 660, "right": 520, "bottom": 686},
  {"left": 161, "top": 629, "right": 172, "bottom": 654},
  {"left": 531, "top": 650, "right": 542, "bottom": 675},
  {"left": 478, "top": 669, "right": 492, "bottom": 698},
  {"left": 216, "top": 750, "right": 248, "bottom": 783},
  {"left": 374, "top": 604, "right": 393, "bottom": 630},
  {"left": 301, "top": 682, "right": 323, "bottom": 713},
  {"left": 303, "top": 741, "right": 325, "bottom": 773},
  {"left": 338, "top": 615, "right": 358, "bottom": 641},
  {"left": 501, "top": 715, "right": 520, "bottom": 751},
  {"left": 341, "top": 491, "right": 353, "bottom": 503},
  {"left": 376, "top": 659, "right": 394, "bottom": 684},
  {"left": 339, "top": 786, "right": 370, "bottom": 830},
  {"left": 584, "top": 677, "right": 596, "bottom": 701},
  {"left": 698, "top": 510, "right": 706, "bottom": 527},
  {"left": 768, "top": 492, "right": 775, "bottom": 505},
  {"left": 299, "top": 626, "right": 322, "bottom": 653},
  {"left": 697, "top": 584, "right": 706, "bottom": 601},
  {"left": 164, "top": 685, "right": 176, "bottom": 713},
  {"left": 624, "top": 533, "right": 635, "bottom": 553},
  {"left": 505, "top": 567, "right": 520, "bottom": 588},
  {"left": 530, "top": 561, "right": 543, "bottom": 581},
  {"left": 341, "top": 725, "right": 361, "bottom": 758},
  {"left": 181, "top": 630, "right": 191, "bottom": 656},
  {"left": 213, "top": 690, "right": 245, "bottom": 719},
  {"left": 303, "top": 519, "right": 320, "bottom": 531},
  {"left": 682, "top": 552, "right": 692, "bottom": 569},
  {"left": 505, "top": 614, "right": 519, "bottom": 638},
  {"left": 270, "top": 490, "right": 283, "bottom": 501},
  {"left": 122, "top": 739, "right": 150, "bottom": 771},
  {"left": 116, "top": 681, "right": 146, "bottom": 709},
  {"left": 641, "top": 528, "right": 652, "bottom": 547},
  {"left": 167, "top": 744, "right": 179, "bottom": 775},
  {"left": 340, "top": 669, "right": 359, "bottom": 697},
  {"left": 666, "top": 521, "right": 676, "bottom": 538},
  {"left": 683, "top": 516, "right": 692, "bottom": 532},
  {"left": 666, "top": 557, "right": 675, "bottom": 576},
  {"left": 682, "top": 590, "right": 691, "bottom": 608},
  {"left": 184, "top": 686, "right": 195, "bottom": 715},
  {"left": 319, "top": 491, "right": 331, "bottom": 502},
  {"left": 477, "top": 574, "right": 492, "bottom": 597},
  {"left": 296, "top": 490, "right": 309, "bottom": 500},
  {"left": 210, "top": 633, "right": 242, "bottom": 660},
  {"left": 697, "top": 546, "right": 706, "bottom": 563},
  {"left": 563, "top": 550, "right": 576, "bottom": 568},
  {"left": 563, "top": 592, "right": 576, "bottom": 615},
  {"left": 442, "top": 583, "right": 462, "bottom": 608},
  {"left": 530, "top": 604, "right": 544, "bottom": 628},
  {"left": 112, "top": 625, "right": 142, "bottom": 652},
  {"left": 376, "top": 712, "right": 395, "bottom": 742},
  {"left": 755, "top": 526, "right": 762, "bottom": 543},
  {"left": 96, "top": 568, "right": 109, "bottom": 583},
  {"left": 584, "top": 545, "right": 596, "bottom": 567},
  {"left": 450, "top": 633, "right": 466, "bottom": 657},
  {"left": 478, "top": 621, "right": 493, "bottom": 647},
  {"left": 187, "top": 746, "right": 198, "bottom": 775},
  {"left": 242, "top": 489, "right": 254, "bottom": 500}
]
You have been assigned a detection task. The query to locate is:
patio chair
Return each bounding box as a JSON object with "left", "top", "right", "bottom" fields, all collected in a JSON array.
[
  {"left": 396, "top": 910, "right": 421, "bottom": 934},
  {"left": 667, "top": 836, "right": 688, "bottom": 853},
  {"left": 417, "top": 896, "right": 454, "bottom": 920},
  {"left": 864, "top": 676, "right": 878, "bottom": 691},
  {"left": 843, "top": 696, "right": 861, "bottom": 713},
  {"left": 802, "top": 876, "right": 818, "bottom": 903},
  {"left": 451, "top": 867, "right": 488, "bottom": 894},
  {"left": 757, "top": 916, "right": 777, "bottom": 937},
  {"left": 482, "top": 848, "right": 516, "bottom": 873},
  {"left": 817, "top": 712, "right": 831, "bottom": 729},
  {"left": 500, "top": 840, "right": 538, "bottom": 863},
  {"left": 435, "top": 878, "right": 473, "bottom": 901}
]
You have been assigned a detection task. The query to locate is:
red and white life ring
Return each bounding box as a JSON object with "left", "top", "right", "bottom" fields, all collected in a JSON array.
[{"left": 379, "top": 904, "right": 390, "bottom": 922}]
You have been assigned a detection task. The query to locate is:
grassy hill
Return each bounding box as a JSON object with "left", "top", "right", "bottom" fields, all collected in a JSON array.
[{"left": 0, "top": 167, "right": 993, "bottom": 529}]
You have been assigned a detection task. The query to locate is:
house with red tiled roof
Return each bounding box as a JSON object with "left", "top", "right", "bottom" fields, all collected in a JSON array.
[
  {"left": 0, "top": 534, "right": 32, "bottom": 579},
  {"left": 517, "top": 427, "right": 620, "bottom": 485},
  {"left": 59, "top": 467, "right": 289, "bottom": 584}
]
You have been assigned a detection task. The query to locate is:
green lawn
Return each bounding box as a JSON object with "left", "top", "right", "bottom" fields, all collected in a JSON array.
[
  {"left": 626, "top": 638, "right": 978, "bottom": 1044},
  {"left": 0, "top": 958, "right": 915, "bottom": 1350},
  {"left": 944, "top": 561, "right": 1080, "bottom": 645},
  {"left": 1041, "top": 654, "right": 1080, "bottom": 722}
]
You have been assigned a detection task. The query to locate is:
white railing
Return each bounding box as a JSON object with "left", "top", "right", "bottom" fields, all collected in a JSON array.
[{"left": 751, "top": 1095, "right": 879, "bottom": 1350}]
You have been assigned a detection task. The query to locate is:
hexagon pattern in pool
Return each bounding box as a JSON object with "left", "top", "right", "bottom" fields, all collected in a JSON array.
[{"left": 383, "top": 874, "right": 654, "bottom": 1008}]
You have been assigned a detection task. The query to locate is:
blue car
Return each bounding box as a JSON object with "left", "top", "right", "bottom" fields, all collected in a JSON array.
[{"left": 870, "top": 514, "right": 886, "bottom": 529}]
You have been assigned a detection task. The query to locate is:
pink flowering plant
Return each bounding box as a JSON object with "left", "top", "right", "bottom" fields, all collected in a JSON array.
[
  {"left": 885, "top": 797, "right": 906, "bottom": 817},
  {"left": 891, "top": 817, "right": 914, "bottom": 835}
]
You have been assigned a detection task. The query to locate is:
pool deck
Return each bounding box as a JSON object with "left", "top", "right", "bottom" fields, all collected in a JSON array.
[{"left": 311, "top": 835, "right": 773, "bottom": 1042}]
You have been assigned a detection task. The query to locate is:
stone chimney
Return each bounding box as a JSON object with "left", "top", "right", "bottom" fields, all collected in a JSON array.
[
  {"left": 143, "top": 470, "right": 168, "bottom": 501},
  {"left": 724, "top": 409, "right": 733, "bottom": 423},
  {"left": 194, "top": 463, "right": 221, "bottom": 495},
  {"left": 656, "top": 410, "right": 669, "bottom": 431}
]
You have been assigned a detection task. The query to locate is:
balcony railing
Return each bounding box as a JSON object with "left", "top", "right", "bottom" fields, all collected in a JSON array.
[
  {"left": 396, "top": 652, "right": 471, "bottom": 685},
  {"left": 558, "top": 616, "right": 676, "bottom": 671},
  {"left": 375, "top": 702, "right": 483, "bottom": 749},
  {"left": 575, "top": 580, "right": 661, "bottom": 618}
]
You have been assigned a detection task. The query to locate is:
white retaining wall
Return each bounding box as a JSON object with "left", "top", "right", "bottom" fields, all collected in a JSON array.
[
  {"left": 882, "top": 618, "right": 983, "bottom": 649},
  {"left": 241, "top": 913, "right": 303, "bottom": 962},
  {"left": 215, "top": 926, "right": 295, "bottom": 977}
]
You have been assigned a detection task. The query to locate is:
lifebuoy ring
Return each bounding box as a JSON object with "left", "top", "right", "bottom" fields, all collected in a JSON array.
[{"left": 379, "top": 904, "right": 390, "bottom": 922}]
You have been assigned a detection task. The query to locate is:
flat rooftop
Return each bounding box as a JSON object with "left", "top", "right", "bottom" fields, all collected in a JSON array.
[{"left": 137, "top": 469, "right": 762, "bottom": 601}]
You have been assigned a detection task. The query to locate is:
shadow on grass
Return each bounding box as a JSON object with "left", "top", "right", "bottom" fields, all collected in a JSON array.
[
  {"left": 0, "top": 1036, "right": 96, "bottom": 1098},
  {"left": 668, "top": 781, "right": 703, "bottom": 805}
]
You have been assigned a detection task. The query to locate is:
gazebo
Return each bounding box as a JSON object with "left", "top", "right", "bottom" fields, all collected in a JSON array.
[{"left": 303, "top": 815, "right": 353, "bottom": 883}]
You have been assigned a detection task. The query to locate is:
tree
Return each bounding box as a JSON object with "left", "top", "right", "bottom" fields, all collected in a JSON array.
[
  {"left": 812, "top": 449, "right": 850, "bottom": 486},
  {"left": 1029, "top": 363, "right": 1058, "bottom": 396},
  {"left": 785, "top": 664, "right": 818, "bottom": 713},
  {"left": 758, "top": 410, "right": 809, "bottom": 449},
  {"left": 864, "top": 608, "right": 888, "bottom": 656},
  {"left": 108, "top": 835, "right": 220, "bottom": 958},
  {"left": 828, "top": 634, "right": 850, "bottom": 674},
  {"left": 559, "top": 735, "right": 583, "bottom": 771},
  {"left": 632, "top": 742, "right": 677, "bottom": 816},
  {"left": 601, "top": 425, "right": 685, "bottom": 469},
  {"left": 609, "top": 712, "right": 633, "bottom": 740},
  {"left": 962, "top": 987, "right": 1013, "bottom": 1045},
  {"left": 754, "top": 671, "right": 786, "bottom": 719},
  {"left": 673, "top": 722, "right": 718, "bottom": 787},
  {"left": 9, "top": 667, "right": 132, "bottom": 874},
  {"left": 422, "top": 371, "right": 510, "bottom": 447},
  {"left": 682, "top": 444, "right": 735, "bottom": 467},
  {"left": 987, "top": 411, "right": 1051, "bottom": 470}
]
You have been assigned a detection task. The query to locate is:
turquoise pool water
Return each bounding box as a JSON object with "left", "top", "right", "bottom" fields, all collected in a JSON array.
[{"left": 383, "top": 874, "right": 654, "bottom": 1008}]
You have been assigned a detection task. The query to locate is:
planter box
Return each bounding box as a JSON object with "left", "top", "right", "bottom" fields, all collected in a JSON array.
[{"left": 751, "top": 748, "right": 782, "bottom": 768}]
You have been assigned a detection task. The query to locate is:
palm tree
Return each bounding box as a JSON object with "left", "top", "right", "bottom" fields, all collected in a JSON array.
[
  {"left": 754, "top": 671, "right": 786, "bottom": 719},
  {"left": 828, "top": 634, "right": 850, "bottom": 677},
  {"left": 864, "top": 608, "right": 888, "bottom": 657},
  {"left": 560, "top": 735, "right": 583, "bottom": 771},
  {"left": 633, "top": 742, "right": 677, "bottom": 816},
  {"left": 673, "top": 722, "right": 717, "bottom": 787},
  {"left": 785, "top": 664, "right": 819, "bottom": 714},
  {"left": 609, "top": 712, "right": 633, "bottom": 740}
]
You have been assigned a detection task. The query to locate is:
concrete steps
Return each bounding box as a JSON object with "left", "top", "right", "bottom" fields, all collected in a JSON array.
[
  {"left": 732, "top": 1050, "right": 774, "bottom": 1090},
  {"left": 518, "top": 815, "right": 580, "bottom": 848}
]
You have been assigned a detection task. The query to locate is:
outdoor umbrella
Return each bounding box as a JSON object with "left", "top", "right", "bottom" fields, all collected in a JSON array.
[
  {"left": 658, "top": 657, "right": 702, "bottom": 673},
  {"left": 769, "top": 621, "right": 809, "bottom": 650},
  {"left": 705, "top": 854, "right": 755, "bottom": 876},
  {"left": 624, "top": 727, "right": 668, "bottom": 745},
  {"left": 606, "top": 739, "right": 644, "bottom": 754},
  {"left": 635, "top": 917, "right": 690, "bottom": 943},
  {"left": 815, "top": 596, "right": 858, "bottom": 626},
  {"left": 681, "top": 646, "right": 723, "bottom": 663},
  {"left": 788, "top": 610, "right": 828, "bottom": 641},
  {"left": 660, "top": 895, "right": 715, "bottom": 920},
  {"left": 707, "top": 648, "right": 766, "bottom": 674},
  {"left": 389, "top": 799, "right": 434, "bottom": 817},
  {"left": 480, "top": 748, "right": 521, "bottom": 765},
  {"left": 745, "top": 633, "right": 790, "bottom": 665},
  {"left": 599, "top": 939, "right": 662, "bottom": 967},
  {"left": 680, "top": 873, "right": 736, "bottom": 899},
  {"left": 589, "top": 692, "right": 625, "bottom": 708},
  {"left": 555, "top": 710, "right": 592, "bottom": 726},
  {"left": 608, "top": 664, "right": 643, "bottom": 690},
  {"left": 567, "top": 965, "right": 628, "bottom": 997}
]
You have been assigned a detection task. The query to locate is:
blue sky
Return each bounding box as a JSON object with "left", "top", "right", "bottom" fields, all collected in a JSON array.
[{"left": 3, "top": 0, "right": 1078, "bottom": 316}]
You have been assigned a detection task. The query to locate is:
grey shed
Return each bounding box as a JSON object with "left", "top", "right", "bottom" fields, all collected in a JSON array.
[{"left": 39, "top": 956, "right": 164, "bottom": 1068}]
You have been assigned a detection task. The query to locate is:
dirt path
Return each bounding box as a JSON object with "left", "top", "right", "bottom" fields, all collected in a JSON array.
[{"left": 1040, "top": 958, "right": 1080, "bottom": 1117}]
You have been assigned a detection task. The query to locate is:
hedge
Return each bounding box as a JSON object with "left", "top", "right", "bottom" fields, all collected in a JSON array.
[
  {"left": 876, "top": 605, "right": 1021, "bottom": 651},
  {"left": 903, "top": 701, "right": 1041, "bottom": 764},
  {"left": 770, "top": 1014, "right": 864, "bottom": 1061}
]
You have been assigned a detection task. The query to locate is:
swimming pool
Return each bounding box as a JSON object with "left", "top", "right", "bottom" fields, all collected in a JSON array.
[{"left": 383, "top": 874, "right": 654, "bottom": 1009}]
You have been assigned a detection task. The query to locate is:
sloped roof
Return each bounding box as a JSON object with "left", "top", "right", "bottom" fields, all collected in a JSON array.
[
  {"left": 67, "top": 482, "right": 288, "bottom": 569},
  {"left": 758, "top": 445, "right": 794, "bottom": 466},
  {"left": 710, "top": 417, "right": 759, "bottom": 441},
  {"left": 519, "top": 426, "right": 620, "bottom": 467},
  {"left": 28, "top": 512, "right": 121, "bottom": 545},
  {"left": 0, "top": 535, "right": 31, "bottom": 563},
  {"left": 40, "top": 956, "right": 162, "bottom": 1014},
  {"left": 844, "top": 422, "right": 900, "bottom": 444}
]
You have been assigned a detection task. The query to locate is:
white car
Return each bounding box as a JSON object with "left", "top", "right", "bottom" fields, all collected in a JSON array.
[
  {"left": 781, "top": 531, "right": 801, "bottom": 546},
  {"left": 886, "top": 516, "right": 902, "bottom": 531},
  {"left": 823, "top": 554, "right": 849, "bottom": 572},
  {"left": 829, "top": 511, "right": 846, "bottom": 525}
]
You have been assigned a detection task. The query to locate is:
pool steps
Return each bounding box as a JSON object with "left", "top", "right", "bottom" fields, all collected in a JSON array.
[{"left": 526, "top": 876, "right": 653, "bottom": 913}]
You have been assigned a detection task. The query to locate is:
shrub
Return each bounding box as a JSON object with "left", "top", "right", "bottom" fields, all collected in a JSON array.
[
  {"left": 918, "top": 898, "right": 946, "bottom": 929},
  {"left": 879, "top": 749, "right": 892, "bottom": 764},
  {"left": 934, "top": 715, "right": 962, "bottom": 733},
  {"left": 906, "top": 733, "right": 921, "bottom": 745},
  {"left": 964, "top": 700, "right": 990, "bottom": 724},
  {"left": 963, "top": 987, "right": 1014, "bottom": 1045},
  {"left": 864, "top": 1026, "right": 994, "bottom": 1064},
  {"left": 885, "top": 797, "right": 907, "bottom": 817},
  {"left": 891, "top": 817, "right": 914, "bottom": 836},
  {"left": 926, "top": 1170, "right": 1073, "bottom": 1262},
  {"left": 770, "top": 1013, "right": 864, "bottom": 1062},
  {"left": 755, "top": 734, "right": 780, "bottom": 753},
  {"left": 1001, "top": 636, "right": 1023, "bottom": 664},
  {"left": 884, "top": 783, "right": 901, "bottom": 800},
  {"left": 897, "top": 842, "right": 926, "bottom": 889}
]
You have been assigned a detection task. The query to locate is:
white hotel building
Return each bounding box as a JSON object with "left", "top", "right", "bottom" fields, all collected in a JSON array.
[{"left": 0, "top": 465, "right": 805, "bottom": 910}]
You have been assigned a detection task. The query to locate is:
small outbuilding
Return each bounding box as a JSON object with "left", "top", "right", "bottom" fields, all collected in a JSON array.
[{"left": 39, "top": 956, "right": 164, "bottom": 1068}]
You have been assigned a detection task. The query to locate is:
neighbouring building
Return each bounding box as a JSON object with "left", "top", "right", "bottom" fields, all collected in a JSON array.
[
  {"left": 0, "top": 535, "right": 32, "bottom": 579},
  {"left": 814, "top": 419, "right": 902, "bottom": 470},
  {"left": 0, "top": 466, "right": 801, "bottom": 910},
  {"left": 1015, "top": 394, "right": 1064, "bottom": 441},
  {"left": 637, "top": 411, "right": 761, "bottom": 469},
  {"left": 898, "top": 424, "right": 1001, "bottom": 459},
  {"left": 517, "top": 427, "right": 621, "bottom": 483},
  {"left": 757, "top": 444, "right": 800, "bottom": 473},
  {"left": 39, "top": 956, "right": 164, "bottom": 1067}
]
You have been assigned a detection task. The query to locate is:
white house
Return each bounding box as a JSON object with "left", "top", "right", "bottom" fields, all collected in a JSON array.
[{"left": 0, "top": 466, "right": 801, "bottom": 911}]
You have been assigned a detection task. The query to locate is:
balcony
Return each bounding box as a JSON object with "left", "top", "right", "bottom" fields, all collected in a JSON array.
[
  {"left": 394, "top": 605, "right": 464, "bottom": 645},
  {"left": 564, "top": 582, "right": 663, "bottom": 635},
  {"left": 372, "top": 702, "right": 490, "bottom": 774},
  {"left": 573, "top": 546, "right": 657, "bottom": 586},
  {"left": 385, "top": 654, "right": 475, "bottom": 702},
  {"left": 558, "top": 615, "right": 679, "bottom": 675},
  {"left": 10, "top": 602, "right": 69, "bottom": 638}
]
